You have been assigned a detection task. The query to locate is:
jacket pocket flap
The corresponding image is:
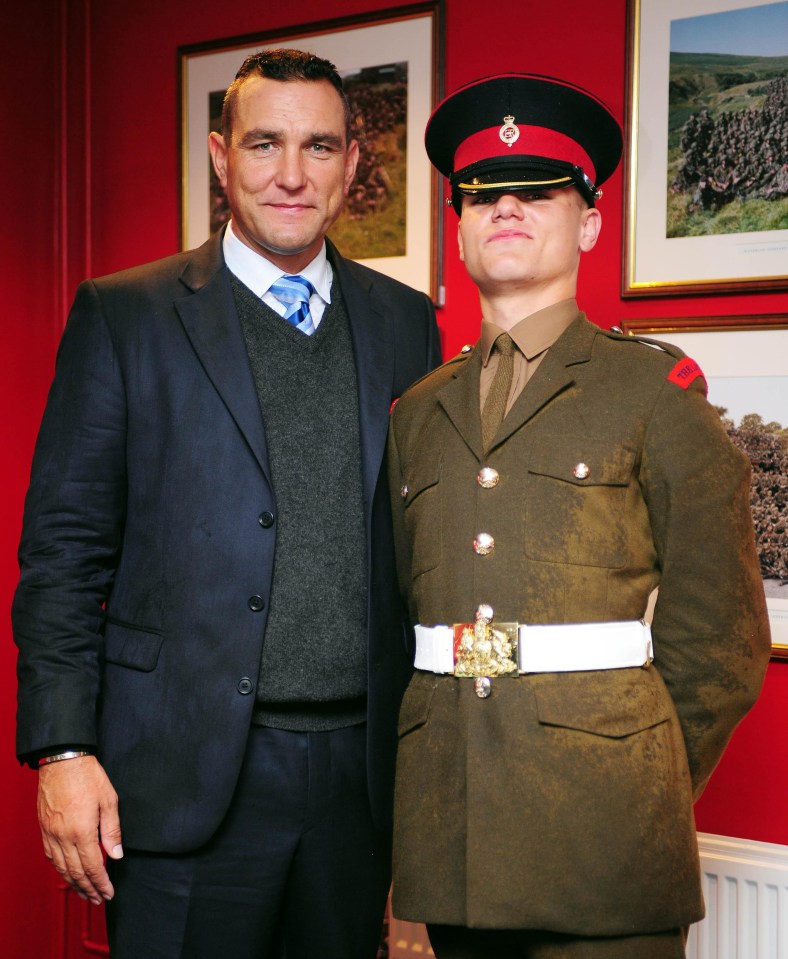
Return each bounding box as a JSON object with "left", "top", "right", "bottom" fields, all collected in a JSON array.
[
  {"left": 534, "top": 680, "right": 671, "bottom": 738},
  {"left": 104, "top": 621, "right": 164, "bottom": 672},
  {"left": 527, "top": 439, "right": 635, "bottom": 487},
  {"left": 398, "top": 677, "right": 438, "bottom": 736},
  {"left": 402, "top": 458, "right": 441, "bottom": 506}
]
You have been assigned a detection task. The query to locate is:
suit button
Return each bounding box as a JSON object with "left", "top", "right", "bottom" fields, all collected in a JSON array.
[
  {"left": 248, "top": 595, "right": 265, "bottom": 612},
  {"left": 473, "top": 533, "right": 495, "bottom": 556},
  {"left": 237, "top": 677, "right": 254, "bottom": 695},
  {"left": 259, "top": 511, "right": 275, "bottom": 528}
]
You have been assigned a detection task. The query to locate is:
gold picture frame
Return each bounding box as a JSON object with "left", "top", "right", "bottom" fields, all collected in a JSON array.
[
  {"left": 623, "top": 0, "right": 788, "bottom": 297},
  {"left": 622, "top": 317, "right": 788, "bottom": 658}
]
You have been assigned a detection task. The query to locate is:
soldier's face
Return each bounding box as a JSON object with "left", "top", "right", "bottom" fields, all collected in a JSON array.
[
  {"left": 457, "top": 188, "right": 600, "bottom": 295},
  {"left": 209, "top": 77, "right": 358, "bottom": 272}
]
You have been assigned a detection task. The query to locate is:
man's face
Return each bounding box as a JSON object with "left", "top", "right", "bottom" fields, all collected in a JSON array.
[
  {"left": 456, "top": 188, "right": 600, "bottom": 297},
  {"left": 209, "top": 77, "right": 358, "bottom": 272}
]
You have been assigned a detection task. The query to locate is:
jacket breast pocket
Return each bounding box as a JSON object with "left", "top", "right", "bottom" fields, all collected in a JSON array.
[
  {"left": 103, "top": 620, "right": 164, "bottom": 672},
  {"left": 401, "top": 458, "right": 442, "bottom": 579},
  {"left": 524, "top": 437, "right": 635, "bottom": 568}
]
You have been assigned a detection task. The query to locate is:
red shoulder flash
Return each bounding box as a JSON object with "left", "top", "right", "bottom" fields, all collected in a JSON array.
[
  {"left": 390, "top": 397, "right": 400, "bottom": 414},
  {"left": 667, "top": 357, "right": 707, "bottom": 395}
]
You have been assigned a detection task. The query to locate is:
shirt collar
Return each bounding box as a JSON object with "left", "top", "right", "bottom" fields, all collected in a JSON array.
[
  {"left": 222, "top": 220, "right": 333, "bottom": 302},
  {"left": 481, "top": 298, "right": 580, "bottom": 366}
]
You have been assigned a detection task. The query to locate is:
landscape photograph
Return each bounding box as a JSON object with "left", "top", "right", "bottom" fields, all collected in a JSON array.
[{"left": 666, "top": 0, "right": 788, "bottom": 238}]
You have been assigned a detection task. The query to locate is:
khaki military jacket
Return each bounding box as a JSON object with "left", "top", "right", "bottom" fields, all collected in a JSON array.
[{"left": 387, "top": 313, "right": 770, "bottom": 934}]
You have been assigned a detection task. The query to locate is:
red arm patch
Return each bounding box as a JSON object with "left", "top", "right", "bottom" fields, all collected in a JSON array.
[{"left": 667, "top": 357, "right": 707, "bottom": 395}]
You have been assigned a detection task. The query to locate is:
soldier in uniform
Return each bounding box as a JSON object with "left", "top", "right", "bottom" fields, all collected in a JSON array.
[{"left": 387, "top": 74, "right": 771, "bottom": 959}]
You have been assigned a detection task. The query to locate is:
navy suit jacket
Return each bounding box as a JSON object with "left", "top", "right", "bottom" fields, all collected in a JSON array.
[{"left": 13, "top": 230, "right": 441, "bottom": 850}]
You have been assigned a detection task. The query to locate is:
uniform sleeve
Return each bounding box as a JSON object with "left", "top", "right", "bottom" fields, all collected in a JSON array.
[
  {"left": 641, "top": 375, "right": 770, "bottom": 797},
  {"left": 12, "top": 280, "right": 128, "bottom": 760}
]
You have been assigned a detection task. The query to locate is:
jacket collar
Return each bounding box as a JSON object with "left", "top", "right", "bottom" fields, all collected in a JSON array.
[
  {"left": 436, "top": 312, "right": 596, "bottom": 459},
  {"left": 174, "top": 231, "right": 394, "bottom": 505},
  {"left": 327, "top": 239, "right": 395, "bottom": 507},
  {"left": 174, "top": 229, "right": 271, "bottom": 479}
]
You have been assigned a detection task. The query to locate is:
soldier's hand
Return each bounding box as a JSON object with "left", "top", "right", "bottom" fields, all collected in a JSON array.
[{"left": 37, "top": 755, "right": 123, "bottom": 904}]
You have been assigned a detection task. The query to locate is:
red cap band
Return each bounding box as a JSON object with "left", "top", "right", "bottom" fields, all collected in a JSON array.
[{"left": 454, "top": 124, "right": 596, "bottom": 180}]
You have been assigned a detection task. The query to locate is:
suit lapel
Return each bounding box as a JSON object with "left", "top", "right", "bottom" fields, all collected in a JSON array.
[
  {"left": 330, "top": 244, "right": 394, "bottom": 509},
  {"left": 175, "top": 232, "right": 270, "bottom": 480}
]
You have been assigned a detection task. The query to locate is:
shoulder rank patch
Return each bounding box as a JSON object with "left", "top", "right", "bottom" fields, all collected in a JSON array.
[{"left": 667, "top": 357, "right": 706, "bottom": 395}]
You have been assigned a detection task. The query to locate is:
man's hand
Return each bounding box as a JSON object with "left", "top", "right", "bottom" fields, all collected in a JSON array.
[{"left": 37, "top": 755, "right": 123, "bottom": 905}]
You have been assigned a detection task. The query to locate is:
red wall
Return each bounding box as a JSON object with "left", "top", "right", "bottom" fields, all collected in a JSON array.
[
  {"left": 1, "top": 4, "right": 76, "bottom": 957},
  {"left": 2, "top": 1, "right": 786, "bottom": 955}
]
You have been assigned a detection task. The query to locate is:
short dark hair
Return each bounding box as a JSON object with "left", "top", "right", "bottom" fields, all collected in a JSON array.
[{"left": 221, "top": 48, "right": 352, "bottom": 145}]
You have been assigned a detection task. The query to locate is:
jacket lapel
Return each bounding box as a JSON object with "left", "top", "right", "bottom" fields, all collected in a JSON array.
[
  {"left": 434, "top": 315, "right": 597, "bottom": 458},
  {"left": 330, "top": 243, "right": 395, "bottom": 509},
  {"left": 174, "top": 232, "right": 270, "bottom": 480},
  {"left": 492, "top": 314, "right": 596, "bottom": 449},
  {"left": 436, "top": 347, "right": 485, "bottom": 461}
]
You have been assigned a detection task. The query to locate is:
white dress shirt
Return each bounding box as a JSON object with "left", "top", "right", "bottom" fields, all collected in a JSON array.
[{"left": 222, "top": 220, "right": 333, "bottom": 330}]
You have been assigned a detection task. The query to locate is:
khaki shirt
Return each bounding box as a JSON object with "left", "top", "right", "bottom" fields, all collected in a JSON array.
[{"left": 479, "top": 297, "right": 578, "bottom": 415}]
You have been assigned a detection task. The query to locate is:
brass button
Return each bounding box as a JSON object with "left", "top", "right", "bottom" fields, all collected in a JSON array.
[
  {"left": 400, "top": 484, "right": 409, "bottom": 498},
  {"left": 474, "top": 677, "right": 492, "bottom": 698},
  {"left": 573, "top": 462, "right": 590, "bottom": 480},
  {"left": 461, "top": 344, "right": 473, "bottom": 354},
  {"left": 477, "top": 467, "right": 499, "bottom": 489},
  {"left": 475, "top": 604, "right": 494, "bottom": 621},
  {"left": 473, "top": 533, "right": 495, "bottom": 556}
]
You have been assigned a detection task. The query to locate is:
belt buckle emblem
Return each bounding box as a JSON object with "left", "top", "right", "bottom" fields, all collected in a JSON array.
[{"left": 453, "top": 618, "right": 518, "bottom": 679}]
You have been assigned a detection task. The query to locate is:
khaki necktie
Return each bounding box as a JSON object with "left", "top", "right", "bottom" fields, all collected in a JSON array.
[{"left": 481, "top": 332, "right": 515, "bottom": 451}]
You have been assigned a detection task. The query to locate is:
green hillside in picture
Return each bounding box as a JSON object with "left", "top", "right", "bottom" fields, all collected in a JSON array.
[{"left": 667, "top": 52, "right": 788, "bottom": 237}]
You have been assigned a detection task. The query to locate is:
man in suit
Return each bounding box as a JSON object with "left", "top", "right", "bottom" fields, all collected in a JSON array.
[
  {"left": 13, "top": 48, "right": 440, "bottom": 959},
  {"left": 387, "top": 74, "right": 770, "bottom": 958}
]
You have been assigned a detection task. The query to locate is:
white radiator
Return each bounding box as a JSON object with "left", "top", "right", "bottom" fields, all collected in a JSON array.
[
  {"left": 688, "top": 833, "right": 788, "bottom": 959},
  {"left": 389, "top": 833, "right": 788, "bottom": 958}
]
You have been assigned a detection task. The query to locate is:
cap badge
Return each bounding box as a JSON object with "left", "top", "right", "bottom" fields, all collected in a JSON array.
[{"left": 499, "top": 115, "right": 520, "bottom": 148}]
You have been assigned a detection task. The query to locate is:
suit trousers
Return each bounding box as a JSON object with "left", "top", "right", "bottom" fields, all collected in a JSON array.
[
  {"left": 426, "top": 924, "right": 687, "bottom": 959},
  {"left": 105, "top": 724, "right": 391, "bottom": 959}
]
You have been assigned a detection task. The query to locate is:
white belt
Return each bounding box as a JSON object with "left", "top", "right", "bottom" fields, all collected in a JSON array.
[{"left": 414, "top": 620, "right": 653, "bottom": 675}]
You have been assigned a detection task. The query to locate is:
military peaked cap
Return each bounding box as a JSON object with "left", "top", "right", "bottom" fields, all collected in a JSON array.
[{"left": 425, "top": 73, "right": 623, "bottom": 209}]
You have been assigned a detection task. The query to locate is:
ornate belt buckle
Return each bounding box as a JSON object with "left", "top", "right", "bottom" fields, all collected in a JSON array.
[{"left": 453, "top": 619, "right": 519, "bottom": 679}]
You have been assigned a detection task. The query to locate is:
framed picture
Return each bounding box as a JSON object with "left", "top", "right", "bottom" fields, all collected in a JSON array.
[
  {"left": 623, "top": 0, "right": 788, "bottom": 297},
  {"left": 179, "top": 2, "right": 444, "bottom": 301},
  {"left": 622, "top": 317, "right": 788, "bottom": 657}
]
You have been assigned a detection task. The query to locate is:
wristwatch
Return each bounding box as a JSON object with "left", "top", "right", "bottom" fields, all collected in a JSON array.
[{"left": 38, "top": 750, "right": 93, "bottom": 767}]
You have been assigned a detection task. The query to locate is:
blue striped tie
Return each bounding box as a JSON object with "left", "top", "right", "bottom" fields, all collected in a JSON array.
[{"left": 269, "top": 274, "right": 316, "bottom": 335}]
